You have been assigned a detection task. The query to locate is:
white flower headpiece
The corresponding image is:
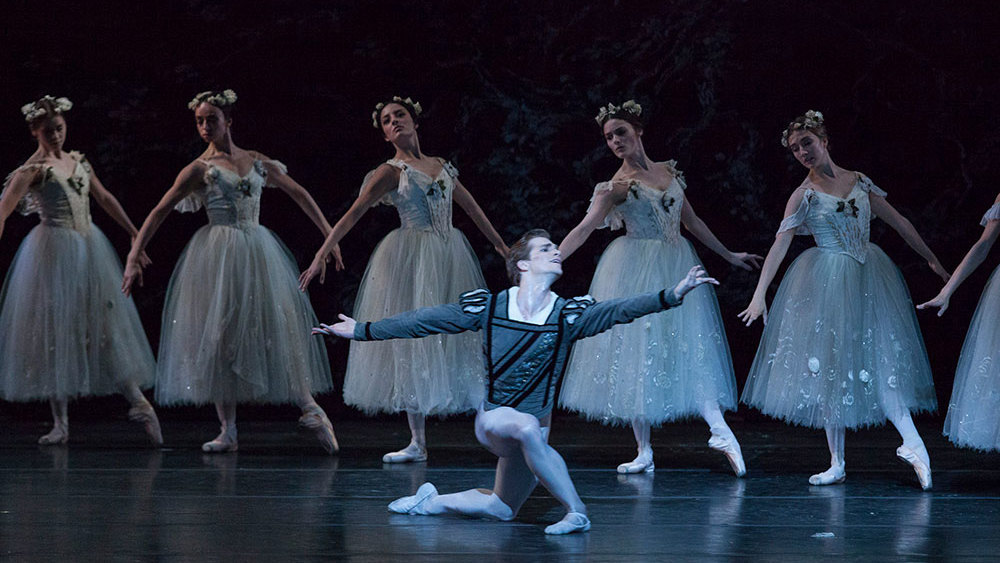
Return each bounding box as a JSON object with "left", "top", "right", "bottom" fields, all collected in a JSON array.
[
  {"left": 781, "top": 110, "right": 824, "bottom": 147},
  {"left": 188, "top": 89, "right": 238, "bottom": 111},
  {"left": 372, "top": 96, "right": 423, "bottom": 128},
  {"left": 594, "top": 99, "right": 642, "bottom": 125},
  {"left": 21, "top": 95, "right": 73, "bottom": 122}
]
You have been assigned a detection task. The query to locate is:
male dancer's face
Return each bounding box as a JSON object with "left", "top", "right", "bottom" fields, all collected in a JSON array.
[{"left": 521, "top": 237, "right": 563, "bottom": 281}]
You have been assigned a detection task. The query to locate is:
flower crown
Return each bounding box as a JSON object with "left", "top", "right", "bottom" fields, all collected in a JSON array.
[
  {"left": 781, "top": 110, "right": 824, "bottom": 147},
  {"left": 372, "top": 96, "right": 422, "bottom": 128},
  {"left": 188, "top": 89, "right": 238, "bottom": 111},
  {"left": 594, "top": 99, "right": 642, "bottom": 125},
  {"left": 21, "top": 95, "right": 73, "bottom": 122}
]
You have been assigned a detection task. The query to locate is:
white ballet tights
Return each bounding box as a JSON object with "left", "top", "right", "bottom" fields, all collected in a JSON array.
[
  {"left": 38, "top": 397, "right": 69, "bottom": 445},
  {"left": 389, "top": 407, "right": 589, "bottom": 534},
  {"left": 383, "top": 411, "right": 428, "bottom": 463},
  {"left": 203, "top": 402, "right": 238, "bottom": 453}
]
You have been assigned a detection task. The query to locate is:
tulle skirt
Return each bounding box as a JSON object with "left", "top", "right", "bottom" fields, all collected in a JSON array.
[
  {"left": 344, "top": 227, "right": 486, "bottom": 415},
  {"left": 944, "top": 264, "right": 1000, "bottom": 451},
  {"left": 559, "top": 236, "right": 738, "bottom": 425},
  {"left": 741, "top": 245, "right": 937, "bottom": 429},
  {"left": 155, "top": 223, "right": 332, "bottom": 405},
  {"left": 0, "top": 223, "right": 154, "bottom": 401}
]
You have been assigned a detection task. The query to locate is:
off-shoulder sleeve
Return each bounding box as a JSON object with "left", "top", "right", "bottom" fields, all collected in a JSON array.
[
  {"left": 776, "top": 190, "right": 812, "bottom": 236},
  {"left": 981, "top": 202, "right": 1000, "bottom": 226},
  {"left": 358, "top": 165, "right": 397, "bottom": 208},
  {"left": 663, "top": 160, "right": 687, "bottom": 191},
  {"left": 256, "top": 159, "right": 287, "bottom": 188},
  {"left": 857, "top": 174, "right": 887, "bottom": 197},
  {"left": 1, "top": 164, "right": 46, "bottom": 216},
  {"left": 588, "top": 181, "right": 623, "bottom": 231},
  {"left": 441, "top": 159, "right": 459, "bottom": 179},
  {"left": 175, "top": 164, "right": 213, "bottom": 213}
]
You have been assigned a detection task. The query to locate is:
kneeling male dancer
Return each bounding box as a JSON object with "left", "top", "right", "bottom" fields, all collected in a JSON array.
[{"left": 314, "top": 229, "right": 717, "bottom": 535}]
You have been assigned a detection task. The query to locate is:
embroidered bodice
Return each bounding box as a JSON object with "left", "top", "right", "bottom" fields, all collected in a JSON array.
[
  {"left": 368, "top": 159, "right": 458, "bottom": 238},
  {"left": 2, "top": 152, "right": 93, "bottom": 232},
  {"left": 777, "top": 174, "right": 886, "bottom": 264},
  {"left": 175, "top": 159, "right": 285, "bottom": 228},
  {"left": 592, "top": 161, "right": 686, "bottom": 243}
]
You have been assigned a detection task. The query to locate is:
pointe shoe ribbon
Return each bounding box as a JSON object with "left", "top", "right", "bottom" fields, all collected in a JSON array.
[
  {"left": 299, "top": 406, "right": 339, "bottom": 454},
  {"left": 388, "top": 482, "right": 437, "bottom": 514},
  {"left": 896, "top": 444, "right": 932, "bottom": 490},
  {"left": 38, "top": 424, "right": 68, "bottom": 446},
  {"left": 382, "top": 443, "right": 427, "bottom": 463},
  {"left": 808, "top": 463, "right": 846, "bottom": 486},
  {"left": 128, "top": 402, "right": 163, "bottom": 446},
  {"left": 202, "top": 425, "right": 238, "bottom": 453},
  {"left": 709, "top": 433, "right": 747, "bottom": 477},
  {"left": 617, "top": 457, "right": 654, "bottom": 474},
  {"left": 544, "top": 511, "right": 591, "bottom": 535}
]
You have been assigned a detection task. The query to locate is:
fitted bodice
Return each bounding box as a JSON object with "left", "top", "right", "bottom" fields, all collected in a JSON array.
[
  {"left": 370, "top": 159, "right": 457, "bottom": 238},
  {"left": 593, "top": 161, "right": 686, "bottom": 243},
  {"left": 176, "top": 159, "right": 284, "bottom": 228},
  {"left": 778, "top": 174, "right": 886, "bottom": 264},
  {"left": 2, "top": 152, "right": 93, "bottom": 232}
]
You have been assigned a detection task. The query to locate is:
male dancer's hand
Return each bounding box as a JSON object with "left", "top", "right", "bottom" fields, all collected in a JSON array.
[
  {"left": 672, "top": 265, "right": 719, "bottom": 301},
  {"left": 312, "top": 314, "right": 357, "bottom": 339}
]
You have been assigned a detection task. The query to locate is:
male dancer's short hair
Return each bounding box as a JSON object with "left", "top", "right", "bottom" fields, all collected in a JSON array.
[{"left": 506, "top": 228, "right": 552, "bottom": 285}]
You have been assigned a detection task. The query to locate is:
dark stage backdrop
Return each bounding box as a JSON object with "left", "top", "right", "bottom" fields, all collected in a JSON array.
[{"left": 2, "top": 0, "right": 998, "bottom": 422}]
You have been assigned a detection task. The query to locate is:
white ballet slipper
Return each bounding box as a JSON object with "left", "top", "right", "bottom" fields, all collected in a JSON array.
[
  {"left": 617, "top": 451, "right": 654, "bottom": 474},
  {"left": 544, "top": 511, "right": 591, "bottom": 535},
  {"left": 202, "top": 424, "right": 238, "bottom": 453},
  {"left": 388, "top": 482, "right": 438, "bottom": 514},
  {"left": 383, "top": 442, "right": 427, "bottom": 464},
  {"left": 38, "top": 424, "right": 68, "bottom": 446},
  {"left": 299, "top": 406, "right": 339, "bottom": 454},
  {"left": 808, "top": 463, "right": 846, "bottom": 486},
  {"left": 128, "top": 401, "right": 163, "bottom": 446},
  {"left": 709, "top": 432, "right": 746, "bottom": 477},
  {"left": 896, "top": 444, "right": 932, "bottom": 491}
]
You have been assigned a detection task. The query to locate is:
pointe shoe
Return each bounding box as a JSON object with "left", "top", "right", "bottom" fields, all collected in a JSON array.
[
  {"left": 382, "top": 442, "right": 427, "bottom": 463},
  {"left": 808, "top": 463, "right": 846, "bottom": 486},
  {"left": 709, "top": 433, "right": 746, "bottom": 477},
  {"left": 617, "top": 453, "right": 654, "bottom": 474},
  {"left": 896, "top": 444, "right": 932, "bottom": 491},
  {"left": 128, "top": 402, "right": 163, "bottom": 446},
  {"left": 544, "top": 511, "right": 591, "bottom": 535},
  {"left": 202, "top": 425, "right": 238, "bottom": 453},
  {"left": 38, "top": 424, "right": 68, "bottom": 446},
  {"left": 388, "top": 482, "right": 438, "bottom": 514},
  {"left": 299, "top": 406, "right": 339, "bottom": 454}
]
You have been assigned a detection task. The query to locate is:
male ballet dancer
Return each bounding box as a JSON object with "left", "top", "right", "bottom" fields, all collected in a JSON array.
[{"left": 314, "top": 229, "right": 717, "bottom": 534}]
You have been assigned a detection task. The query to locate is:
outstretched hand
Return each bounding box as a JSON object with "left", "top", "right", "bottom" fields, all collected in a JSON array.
[
  {"left": 312, "top": 314, "right": 357, "bottom": 340},
  {"left": 329, "top": 244, "right": 345, "bottom": 272},
  {"left": 737, "top": 298, "right": 768, "bottom": 327},
  {"left": 672, "top": 265, "right": 719, "bottom": 300},
  {"left": 916, "top": 293, "right": 950, "bottom": 317},
  {"left": 299, "top": 257, "right": 327, "bottom": 292},
  {"left": 730, "top": 251, "right": 764, "bottom": 271},
  {"left": 122, "top": 260, "right": 143, "bottom": 297},
  {"left": 929, "top": 261, "right": 951, "bottom": 283}
]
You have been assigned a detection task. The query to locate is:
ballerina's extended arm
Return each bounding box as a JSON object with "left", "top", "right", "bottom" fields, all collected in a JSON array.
[
  {"left": 869, "top": 194, "right": 950, "bottom": 282},
  {"left": 452, "top": 178, "right": 509, "bottom": 258},
  {"left": 680, "top": 198, "right": 763, "bottom": 270}
]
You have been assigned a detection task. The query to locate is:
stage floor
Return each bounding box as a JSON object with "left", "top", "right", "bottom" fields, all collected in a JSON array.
[{"left": 1, "top": 414, "right": 999, "bottom": 561}]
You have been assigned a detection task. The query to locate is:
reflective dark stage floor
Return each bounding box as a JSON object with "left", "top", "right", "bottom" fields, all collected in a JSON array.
[{"left": 2, "top": 414, "right": 999, "bottom": 561}]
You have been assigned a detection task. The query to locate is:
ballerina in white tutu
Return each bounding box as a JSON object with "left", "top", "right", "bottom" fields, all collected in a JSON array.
[
  {"left": 0, "top": 95, "right": 161, "bottom": 446},
  {"left": 739, "top": 110, "right": 949, "bottom": 489},
  {"left": 558, "top": 100, "right": 761, "bottom": 475},
  {"left": 299, "top": 96, "right": 507, "bottom": 464},
  {"left": 122, "top": 90, "right": 338, "bottom": 454},
  {"left": 918, "top": 192, "right": 1000, "bottom": 451}
]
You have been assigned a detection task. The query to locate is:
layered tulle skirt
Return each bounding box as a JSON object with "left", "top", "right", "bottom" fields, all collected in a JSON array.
[
  {"left": 344, "top": 227, "right": 486, "bottom": 415},
  {"left": 155, "top": 223, "right": 331, "bottom": 405},
  {"left": 0, "top": 223, "right": 155, "bottom": 401},
  {"left": 559, "top": 236, "right": 738, "bottom": 425},
  {"left": 741, "top": 245, "right": 936, "bottom": 429},
  {"left": 944, "top": 264, "right": 1000, "bottom": 451}
]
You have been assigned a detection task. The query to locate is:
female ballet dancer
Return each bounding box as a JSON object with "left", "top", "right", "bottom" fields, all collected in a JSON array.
[
  {"left": 558, "top": 100, "right": 760, "bottom": 475},
  {"left": 122, "top": 90, "right": 337, "bottom": 453},
  {"left": 299, "top": 96, "right": 507, "bottom": 463},
  {"left": 739, "top": 110, "right": 948, "bottom": 489},
  {"left": 918, "top": 192, "right": 1000, "bottom": 451},
  {"left": 0, "top": 95, "right": 161, "bottom": 445}
]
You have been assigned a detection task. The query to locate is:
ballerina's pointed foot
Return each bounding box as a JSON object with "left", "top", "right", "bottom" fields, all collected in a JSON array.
[
  {"left": 388, "top": 482, "right": 438, "bottom": 514},
  {"left": 544, "top": 512, "right": 591, "bottom": 535},
  {"left": 299, "top": 406, "right": 339, "bottom": 454},
  {"left": 617, "top": 451, "right": 654, "bottom": 474},
  {"left": 896, "top": 444, "right": 932, "bottom": 491},
  {"left": 709, "top": 432, "right": 746, "bottom": 477},
  {"left": 382, "top": 442, "right": 427, "bottom": 464},
  {"left": 38, "top": 424, "right": 68, "bottom": 446},
  {"left": 202, "top": 425, "right": 238, "bottom": 453},
  {"left": 128, "top": 402, "right": 163, "bottom": 446},
  {"left": 809, "top": 463, "right": 846, "bottom": 486}
]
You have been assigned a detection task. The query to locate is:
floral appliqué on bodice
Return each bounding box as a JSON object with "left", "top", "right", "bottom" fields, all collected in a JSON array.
[
  {"left": 175, "top": 158, "right": 286, "bottom": 228},
  {"left": 363, "top": 158, "right": 458, "bottom": 239},
  {"left": 591, "top": 160, "right": 686, "bottom": 243},
  {"left": 2, "top": 151, "right": 93, "bottom": 232},
  {"left": 777, "top": 174, "right": 886, "bottom": 264}
]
